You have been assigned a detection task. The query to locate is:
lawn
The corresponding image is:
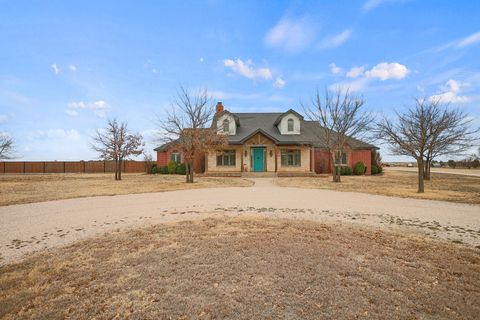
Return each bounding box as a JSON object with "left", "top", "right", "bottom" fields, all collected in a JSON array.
[
  {"left": 0, "top": 173, "right": 253, "bottom": 206},
  {"left": 0, "top": 216, "right": 478, "bottom": 319},
  {"left": 275, "top": 169, "right": 480, "bottom": 205}
]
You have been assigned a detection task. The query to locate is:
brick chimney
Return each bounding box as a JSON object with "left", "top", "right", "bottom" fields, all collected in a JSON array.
[{"left": 216, "top": 101, "right": 224, "bottom": 114}]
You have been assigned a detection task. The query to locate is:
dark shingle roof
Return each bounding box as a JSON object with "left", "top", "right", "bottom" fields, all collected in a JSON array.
[
  {"left": 227, "top": 112, "right": 377, "bottom": 149},
  {"left": 154, "top": 110, "right": 378, "bottom": 151}
]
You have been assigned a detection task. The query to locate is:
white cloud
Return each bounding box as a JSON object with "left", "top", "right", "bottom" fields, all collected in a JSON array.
[
  {"left": 34, "top": 129, "right": 81, "bottom": 141},
  {"left": 329, "top": 77, "right": 370, "bottom": 92},
  {"left": 199, "top": 57, "right": 204, "bottom": 63},
  {"left": 69, "top": 64, "right": 77, "bottom": 72},
  {"left": 435, "top": 30, "right": 480, "bottom": 52},
  {"left": 273, "top": 77, "right": 286, "bottom": 89},
  {"left": 365, "top": 62, "right": 409, "bottom": 80},
  {"left": 362, "top": 0, "right": 405, "bottom": 12},
  {"left": 346, "top": 66, "right": 365, "bottom": 78},
  {"left": 223, "top": 58, "right": 272, "bottom": 81},
  {"left": 65, "top": 109, "right": 78, "bottom": 117},
  {"left": 151, "top": 68, "right": 158, "bottom": 73},
  {"left": 363, "top": 0, "right": 386, "bottom": 12},
  {"left": 429, "top": 79, "right": 470, "bottom": 104},
  {"left": 457, "top": 31, "right": 480, "bottom": 48},
  {"left": 210, "top": 90, "right": 264, "bottom": 100},
  {"left": 23, "top": 129, "right": 92, "bottom": 160},
  {"left": 329, "top": 63, "right": 342, "bottom": 75},
  {"left": 66, "top": 100, "right": 109, "bottom": 118},
  {"left": 319, "top": 29, "right": 352, "bottom": 49},
  {"left": 0, "top": 114, "right": 8, "bottom": 124},
  {"left": 264, "top": 17, "right": 316, "bottom": 53},
  {"left": 51, "top": 63, "right": 60, "bottom": 75}
]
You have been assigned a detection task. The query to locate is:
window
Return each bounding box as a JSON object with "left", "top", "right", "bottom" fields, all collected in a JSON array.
[
  {"left": 222, "top": 119, "right": 229, "bottom": 133},
  {"left": 170, "top": 152, "right": 181, "bottom": 163},
  {"left": 335, "top": 151, "right": 348, "bottom": 165},
  {"left": 281, "top": 149, "right": 301, "bottom": 166},
  {"left": 287, "top": 118, "right": 294, "bottom": 132},
  {"left": 216, "top": 150, "right": 236, "bottom": 166}
]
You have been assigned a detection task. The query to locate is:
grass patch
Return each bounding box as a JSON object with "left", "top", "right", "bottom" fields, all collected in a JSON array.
[
  {"left": 0, "top": 217, "right": 478, "bottom": 319},
  {"left": 0, "top": 173, "right": 253, "bottom": 206},
  {"left": 275, "top": 169, "right": 480, "bottom": 204}
]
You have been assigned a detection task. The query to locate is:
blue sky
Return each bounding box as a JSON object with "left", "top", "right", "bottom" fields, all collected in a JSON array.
[{"left": 0, "top": 0, "right": 479, "bottom": 161}]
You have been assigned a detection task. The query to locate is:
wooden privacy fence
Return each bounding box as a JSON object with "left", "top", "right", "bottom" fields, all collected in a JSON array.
[{"left": 0, "top": 161, "right": 149, "bottom": 174}]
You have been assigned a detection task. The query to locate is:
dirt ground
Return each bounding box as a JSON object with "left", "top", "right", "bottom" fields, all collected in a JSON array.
[
  {"left": 0, "top": 173, "right": 253, "bottom": 206},
  {"left": 1, "top": 216, "right": 478, "bottom": 319},
  {"left": 275, "top": 170, "right": 480, "bottom": 204}
]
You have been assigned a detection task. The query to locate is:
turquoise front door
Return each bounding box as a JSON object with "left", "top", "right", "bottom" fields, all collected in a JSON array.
[{"left": 252, "top": 148, "right": 265, "bottom": 172}]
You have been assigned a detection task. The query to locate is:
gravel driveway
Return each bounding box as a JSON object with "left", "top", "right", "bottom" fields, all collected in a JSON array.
[{"left": 1, "top": 178, "right": 479, "bottom": 265}]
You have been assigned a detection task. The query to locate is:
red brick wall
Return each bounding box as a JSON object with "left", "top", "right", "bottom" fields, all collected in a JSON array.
[
  {"left": 314, "top": 149, "right": 331, "bottom": 173},
  {"left": 157, "top": 151, "right": 169, "bottom": 166},
  {"left": 156, "top": 149, "right": 205, "bottom": 173},
  {"left": 350, "top": 150, "right": 372, "bottom": 175},
  {"left": 314, "top": 148, "right": 372, "bottom": 175}
]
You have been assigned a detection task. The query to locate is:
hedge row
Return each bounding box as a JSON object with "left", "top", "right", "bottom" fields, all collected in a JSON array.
[
  {"left": 151, "top": 161, "right": 186, "bottom": 175},
  {"left": 335, "top": 161, "right": 383, "bottom": 176}
]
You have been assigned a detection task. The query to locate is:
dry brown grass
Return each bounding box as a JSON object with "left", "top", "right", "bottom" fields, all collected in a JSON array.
[
  {"left": 275, "top": 170, "right": 480, "bottom": 204},
  {"left": 1, "top": 216, "right": 479, "bottom": 319},
  {"left": 0, "top": 173, "right": 253, "bottom": 206}
]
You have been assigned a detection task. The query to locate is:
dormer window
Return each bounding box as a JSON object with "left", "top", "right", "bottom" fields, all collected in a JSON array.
[
  {"left": 222, "top": 119, "right": 229, "bottom": 133},
  {"left": 287, "top": 119, "right": 294, "bottom": 132}
]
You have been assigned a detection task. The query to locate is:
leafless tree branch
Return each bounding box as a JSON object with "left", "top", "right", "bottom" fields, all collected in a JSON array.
[{"left": 91, "top": 119, "right": 144, "bottom": 180}]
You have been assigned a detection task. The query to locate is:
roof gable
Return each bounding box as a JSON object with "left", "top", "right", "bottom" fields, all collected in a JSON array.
[{"left": 273, "top": 109, "right": 304, "bottom": 126}]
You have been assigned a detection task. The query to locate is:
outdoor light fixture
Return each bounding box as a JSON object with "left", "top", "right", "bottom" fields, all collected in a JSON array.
[
  {"left": 269, "top": 150, "right": 273, "bottom": 157},
  {"left": 244, "top": 150, "right": 248, "bottom": 157}
]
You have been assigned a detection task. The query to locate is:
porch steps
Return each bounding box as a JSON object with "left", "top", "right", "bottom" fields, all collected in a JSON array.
[
  {"left": 204, "top": 172, "right": 243, "bottom": 177},
  {"left": 277, "top": 172, "right": 316, "bottom": 177},
  {"left": 242, "top": 172, "right": 277, "bottom": 178}
]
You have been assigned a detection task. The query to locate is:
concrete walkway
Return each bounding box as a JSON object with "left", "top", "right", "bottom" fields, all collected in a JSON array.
[{"left": 1, "top": 179, "right": 479, "bottom": 265}]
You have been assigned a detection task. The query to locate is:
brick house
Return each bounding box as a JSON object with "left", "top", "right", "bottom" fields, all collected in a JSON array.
[{"left": 155, "top": 102, "right": 378, "bottom": 175}]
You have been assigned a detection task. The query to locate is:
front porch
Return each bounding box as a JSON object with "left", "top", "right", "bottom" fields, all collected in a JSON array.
[{"left": 205, "top": 132, "right": 315, "bottom": 175}]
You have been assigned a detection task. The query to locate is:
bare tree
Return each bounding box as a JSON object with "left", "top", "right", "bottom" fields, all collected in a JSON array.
[
  {"left": 376, "top": 98, "right": 478, "bottom": 193},
  {"left": 0, "top": 133, "right": 14, "bottom": 160},
  {"left": 92, "top": 119, "right": 144, "bottom": 180},
  {"left": 303, "top": 88, "right": 372, "bottom": 182},
  {"left": 158, "top": 86, "right": 227, "bottom": 183},
  {"left": 143, "top": 152, "right": 154, "bottom": 174},
  {"left": 422, "top": 99, "right": 479, "bottom": 180}
]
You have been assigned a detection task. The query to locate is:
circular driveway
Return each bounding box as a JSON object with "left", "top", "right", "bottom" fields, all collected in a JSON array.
[{"left": 1, "top": 178, "right": 479, "bottom": 264}]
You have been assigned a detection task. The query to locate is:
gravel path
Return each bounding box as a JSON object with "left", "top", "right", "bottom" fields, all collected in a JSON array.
[{"left": 1, "top": 178, "right": 479, "bottom": 265}]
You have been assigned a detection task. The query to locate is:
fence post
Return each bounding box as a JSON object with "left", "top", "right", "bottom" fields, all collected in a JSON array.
[
  {"left": 43, "top": 161, "right": 46, "bottom": 174},
  {"left": 104, "top": 161, "right": 106, "bottom": 173}
]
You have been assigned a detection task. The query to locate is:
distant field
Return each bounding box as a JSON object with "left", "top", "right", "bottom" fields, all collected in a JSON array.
[
  {"left": 276, "top": 169, "right": 480, "bottom": 204},
  {"left": 0, "top": 173, "right": 253, "bottom": 206},
  {"left": 1, "top": 217, "right": 478, "bottom": 319},
  {"left": 388, "top": 166, "right": 480, "bottom": 177}
]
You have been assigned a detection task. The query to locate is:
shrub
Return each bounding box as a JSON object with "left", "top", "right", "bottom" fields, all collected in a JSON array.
[
  {"left": 338, "top": 166, "right": 352, "bottom": 175},
  {"left": 167, "top": 160, "right": 177, "bottom": 174},
  {"left": 176, "top": 163, "right": 186, "bottom": 175},
  {"left": 353, "top": 161, "right": 366, "bottom": 175},
  {"left": 371, "top": 165, "right": 379, "bottom": 175},
  {"left": 159, "top": 166, "right": 169, "bottom": 174},
  {"left": 447, "top": 160, "right": 456, "bottom": 168},
  {"left": 377, "top": 165, "right": 383, "bottom": 174},
  {"left": 150, "top": 163, "right": 157, "bottom": 174}
]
